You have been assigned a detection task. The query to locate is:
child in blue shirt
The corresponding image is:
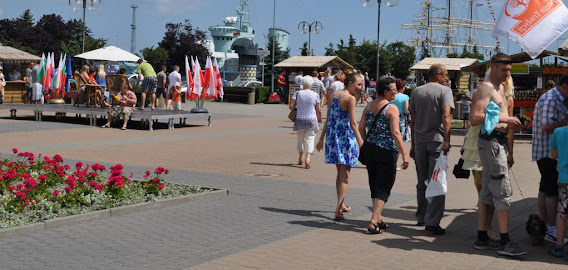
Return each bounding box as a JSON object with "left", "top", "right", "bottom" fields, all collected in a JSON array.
[{"left": 548, "top": 125, "right": 568, "bottom": 259}]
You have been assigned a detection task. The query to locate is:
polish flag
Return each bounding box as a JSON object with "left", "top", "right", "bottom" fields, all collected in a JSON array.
[
  {"left": 493, "top": 0, "right": 568, "bottom": 59},
  {"left": 42, "top": 52, "right": 53, "bottom": 93},
  {"left": 192, "top": 57, "right": 204, "bottom": 101},
  {"left": 184, "top": 55, "right": 194, "bottom": 100},
  {"left": 212, "top": 57, "right": 224, "bottom": 98},
  {"left": 202, "top": 56, "right": 217, "bottom": 98}
]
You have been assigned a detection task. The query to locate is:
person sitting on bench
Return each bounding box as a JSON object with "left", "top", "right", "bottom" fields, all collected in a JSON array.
[{"left": 101, "top": 84, "right": 137, "bottom": 130}]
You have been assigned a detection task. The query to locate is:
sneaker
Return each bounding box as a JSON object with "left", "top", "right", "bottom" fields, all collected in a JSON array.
[
  {"left": 474, "top": 239, "right": 500, "bottom": 250},
  {"left": 547, "top": 244, "right": 564, "bottom": 258},
  {"left": 545, "top": 233, "right": 568, "bottom": 244},
  {"left": 425, "top": 225, "right": 446, "bottom": 235},
  {"left": 498, "top": 241, "right": 527, "bottom": 257},
  {"left": 545, "top": 232, "right": 557, "bottom": 243}
]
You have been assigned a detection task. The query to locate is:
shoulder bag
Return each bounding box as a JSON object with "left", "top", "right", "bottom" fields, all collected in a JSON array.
[
  {"left": 358, "top": 103, "right": 389, "bottom": 165},
  {"left": 288, "top": 91, "right": 299, "bottom": 122}
]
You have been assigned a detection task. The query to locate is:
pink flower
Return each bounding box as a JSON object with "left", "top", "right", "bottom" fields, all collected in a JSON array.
[
  {"left": 89, "top": 180, "right": 98, "bottom": 188},
  {"left": 8, "top": 186, "right": 15, "bottom": 191},
  {"left": 12, "top": 148, "right": 18, "bottom": 154},
  {"left": 15, "top": 191, "right": 26, "bottom": 200},
  {"left": 157, "top": 184, "right": 164, "bottom": 190},
  {"left": 64, "top": 186, "right": 73, "bottom": 192},
  {"left": 75, "top": 162, "right": 83, "bottom": 170},
  {"left": 38, "top": 175, "right": 47, "bottom": 181},
  {"left": 53, "top": 190, "right": 60, "bottom": 195}
]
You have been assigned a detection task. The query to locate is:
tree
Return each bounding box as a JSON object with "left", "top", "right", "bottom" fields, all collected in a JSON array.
[
  {"left": 300, "top": 42, "right": 308, "bottom": 56},
  {"left": 446, "top": 52, "right": 460, "bottom": 58},
  {"left": 141, "top": 46, "right": 169, "bottom": 70},
  {"left": 264, "top": 35, "right": 290, "bottom": 86},
  {"left": 324, "top": 43, "right": 336, "bottom": 56},
  {"left": 158, "top": 19, "right": 208, "bottom": 68},
  {"left": 386, "top": 41, "right": 415, "bottom": 79},
  {"left": 18, "top": 9, "right": 34, "bottom": 28},
  {"left": 471, "top": 45, "right": 485, "bottom": 60},
  {"left": 419, "top": 42, "right": 431, "bottom": 60}
]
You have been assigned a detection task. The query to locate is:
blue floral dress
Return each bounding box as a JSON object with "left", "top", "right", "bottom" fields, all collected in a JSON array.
[{"left": 325, "top": 95, "right": 359, "bottom": 166}]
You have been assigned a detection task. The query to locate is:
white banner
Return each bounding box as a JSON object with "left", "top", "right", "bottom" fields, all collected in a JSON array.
[{"left": 493, "top": 0, "right": 568, "bottom": 59}]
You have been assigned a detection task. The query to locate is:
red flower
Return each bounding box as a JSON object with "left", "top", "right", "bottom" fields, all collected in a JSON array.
[
  {"left": 53, "top": 190, "right": 60, "bottom": 195},
  {"left": 75, "top": 162, "right": 83, "bottom": 170},
  {"left": 157, "top": 184, "right": 164, "bottom": 190},
  {"left": 89, "top": 180, "right": 98, "bottom": 188},
  {"left": 15, "top": 191, "right": 26, "bottom": 200},
  {"left": 8, "top": 186, "right": 15, "bottom": 191},
  {"left": 38, "top": 175, "right": 47, "bottom": 181},
  {"left": 12, "top": 148, "right": 18, "bottom": 154},
  {"left": 53, "top": 154, "right": 63, "bottom": 163},
  {"left": 64, "top": 186, "right": 73, "bottom": 192}
]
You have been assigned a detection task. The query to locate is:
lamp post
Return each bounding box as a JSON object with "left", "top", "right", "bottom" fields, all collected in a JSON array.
[
  {"left": 298, "top": 21, "right": 323, "bottom": 56},
  {"left": 69, "top": 0, "right": 100, "bottom": 53},
  {"left": 361, "top": 0, "right": 398, "bottom": 81},
  {"left": 271, "top": 0, "right": 276, "bottom": 94}
]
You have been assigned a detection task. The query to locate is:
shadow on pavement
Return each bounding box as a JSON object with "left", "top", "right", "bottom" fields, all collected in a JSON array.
[{"left": 250, "top": 162, "right": 301, "bottom": 168}]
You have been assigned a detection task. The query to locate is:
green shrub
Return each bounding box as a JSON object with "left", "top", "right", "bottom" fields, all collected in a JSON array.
[{"left": 254, "top": 86, "right": 271, "bottom": 103}]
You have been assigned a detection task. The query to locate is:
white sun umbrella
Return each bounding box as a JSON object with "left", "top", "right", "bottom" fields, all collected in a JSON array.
[{"left": 75, "top": 46, "right": 140, "bottom": 62}]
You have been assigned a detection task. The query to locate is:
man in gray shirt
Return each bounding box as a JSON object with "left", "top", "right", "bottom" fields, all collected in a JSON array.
[{"left": 409, "top": 63, "right": 454, "bottom": 235}]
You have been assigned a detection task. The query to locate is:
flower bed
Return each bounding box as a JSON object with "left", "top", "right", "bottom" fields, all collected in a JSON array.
[{"left": 0, "top": 149, "right": 208, "bottom": 228}]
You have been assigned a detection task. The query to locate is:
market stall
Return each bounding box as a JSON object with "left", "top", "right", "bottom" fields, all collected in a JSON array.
[
  {"left": 461, "top": 50, "right": 564, "bottom": 135},
  {"left": 0, "top": 46, "right": 41, "bottom": 103}
]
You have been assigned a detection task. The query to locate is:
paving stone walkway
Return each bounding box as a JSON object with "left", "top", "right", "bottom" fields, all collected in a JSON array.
[{"left": 0, "top": 102, "right": 565, "bottom": 269}]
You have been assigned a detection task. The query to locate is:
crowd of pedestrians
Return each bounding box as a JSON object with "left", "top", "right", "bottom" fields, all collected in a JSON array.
[{"left": 287, "top": 52, "right": 568, "bottom": 259}]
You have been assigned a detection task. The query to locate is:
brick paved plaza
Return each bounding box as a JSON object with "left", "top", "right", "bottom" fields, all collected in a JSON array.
[{"left": 0, "top": 102, "right": 566, "bottom": 270}]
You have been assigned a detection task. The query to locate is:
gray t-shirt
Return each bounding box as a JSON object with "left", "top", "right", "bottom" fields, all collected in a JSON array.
[
  {"left": 311, "top": 78, "right": 325, "bottom": 98},
  {"left": 31, "top": 65, "right": 41, "bottom": 84},
  {"left": 157, "top": 71, "right": 167, "bottom": 88},
  {"left": 409, "top": 82, "right": 455, "bottom": 144},
  {"left": 25, "top": 68, "right": 32, "bottom": 87}
]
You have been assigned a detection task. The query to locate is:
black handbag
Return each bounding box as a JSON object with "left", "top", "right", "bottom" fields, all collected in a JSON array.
[
  {"left": 453, "top": 158, "right": 471, "bottom": 179},
  {"left": 358, "top": 103, "right": 389, "bottom": 165}
]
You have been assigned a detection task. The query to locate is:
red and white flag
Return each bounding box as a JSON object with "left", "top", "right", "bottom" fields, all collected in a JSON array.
[
  {"left": 202, "top": 56, "right": 217, "bottom": 98},
  {"left": 212, "top": 57, "right": 224, "bottom": 98},
  {"left": 184, "top": 55, "right": 194, "bottom": 99},
  {"left": 493, "top": 0, "right": 568, "bottom": 59},
  {"left": 192, "top": 57, "right": 204, "bottom": 101}
]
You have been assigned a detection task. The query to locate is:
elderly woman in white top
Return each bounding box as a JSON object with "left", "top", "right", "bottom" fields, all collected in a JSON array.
[{"left": 289, "top": 76, "right": 322, "bottom": 169}]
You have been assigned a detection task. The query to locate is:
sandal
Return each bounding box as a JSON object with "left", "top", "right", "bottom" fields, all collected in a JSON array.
[
  {"left": 334, "top": 212, "right": 345, "bottom": 221},
  {"left": 305, "top": 160, "right": 311, "bottom": 169},
  {"left": 298, "top": 158, "right": 303, "bottom": 165},
  {"left": 121, "top": 127, "right": 127, "bottom": 130},
  {"left": 341, "top": 205, "right": 351, "bottom": 212},
  {"left": 378, "top": 221, "right": 390, "bottom": 230},
  {"left": 368, "top": 222, "right": 383, "bottom": 234},
  {"left": 101, "top": 124, "right": 110, "bottom": 128}
]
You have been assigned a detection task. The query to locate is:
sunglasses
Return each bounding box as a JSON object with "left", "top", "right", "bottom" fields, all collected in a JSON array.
[{"left": 492, "top": 60, "right": 513, "bottom": 65}]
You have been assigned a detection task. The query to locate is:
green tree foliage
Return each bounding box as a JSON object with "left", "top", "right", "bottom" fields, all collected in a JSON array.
[
  {"left": 324, "top": 43, "right": 336, "bottom": 56},
  {"left": 264, "top": 35, "right": 290, "bottom": 87},
  {"left": 300, "top": 42, "right": 308, "bottom": 56},
  {"left": 446, "top": 52, "right": 460, "bottom": 58},
  {"left": 386, "top": 41, "right": 415, "bottom": 79},
  {"left": 328, "top": 38, "right": 415, "bottom": 80},
  {"left": 0, "top": 10, "right": 106, "bottom": 70},
  {"left": 158, "top": 19, "right": 207, "bottom": 69},
  {"left": 141, "top": 46, "right": 169, "bottom": 70},
  {"left": 18, "top": 9, "right": 34, "bottom": 28},
  {"left": 419, "top": 42, "right": 431, "bottom": 60}
]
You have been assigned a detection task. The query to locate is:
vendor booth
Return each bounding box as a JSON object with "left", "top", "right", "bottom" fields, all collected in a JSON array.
[
  {"left": 0, "top": 46, "right": 41, "bottom": 103},
  {"left": 274, "top": 56, "right": 353, "bottom": 103},
  {"left": 461, "top": 50, "right": 563, "bottom": 135}
]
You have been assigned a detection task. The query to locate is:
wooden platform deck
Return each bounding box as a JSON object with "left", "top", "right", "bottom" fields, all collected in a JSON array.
[{"left": 0, "top": 104, "right": 211, "bottom": 131}]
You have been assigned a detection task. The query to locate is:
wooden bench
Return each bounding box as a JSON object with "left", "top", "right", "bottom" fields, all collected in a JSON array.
[{"left": 223, "top": 87, "right": 255, "bottom": 104}]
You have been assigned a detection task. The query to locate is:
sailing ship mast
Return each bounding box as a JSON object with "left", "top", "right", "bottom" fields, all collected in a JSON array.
[{"left": 402, "top": 0, "right": 497, "bottom": 58}]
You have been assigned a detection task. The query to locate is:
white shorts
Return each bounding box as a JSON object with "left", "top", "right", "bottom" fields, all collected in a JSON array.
[
  {"left": 32, "top": 83, "right": 43, "bottom": 100},
  {"left": 172, "top": 101, "right": 181, "bottom": 111}
]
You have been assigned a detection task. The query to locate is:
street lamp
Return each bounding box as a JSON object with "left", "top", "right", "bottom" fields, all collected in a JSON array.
[
  {"left": 298, "top": 21, "right": 323, "bottom": 56},
  {"left": 361, "top": 0, "right": 398, "bottom": 81},
  {"left": 69, "top": 0, "right": 100, "bottom": 53}
]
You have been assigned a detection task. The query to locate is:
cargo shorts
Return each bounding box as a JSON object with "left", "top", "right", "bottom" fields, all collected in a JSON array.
[{"left": 477, "top": 136, "right": 512, "bottom": 211}]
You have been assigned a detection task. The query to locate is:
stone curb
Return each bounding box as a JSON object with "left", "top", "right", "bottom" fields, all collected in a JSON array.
[{"left": 0, "top": 188, "right": 229, "bottom": 238}]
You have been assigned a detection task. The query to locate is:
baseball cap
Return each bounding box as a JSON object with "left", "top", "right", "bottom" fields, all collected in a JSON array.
[{"left": 174, "top": 82, "right": 181, "bottom": 87}]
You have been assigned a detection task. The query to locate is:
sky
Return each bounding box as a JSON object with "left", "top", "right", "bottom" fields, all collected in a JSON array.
[{"left": 1, "top": 0, "right": 568, "bottom": 63}]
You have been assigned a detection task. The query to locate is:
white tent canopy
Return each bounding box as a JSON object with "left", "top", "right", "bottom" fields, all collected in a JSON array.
[{"left": 75, "top": 46, "right": 140, "bottom": 62}]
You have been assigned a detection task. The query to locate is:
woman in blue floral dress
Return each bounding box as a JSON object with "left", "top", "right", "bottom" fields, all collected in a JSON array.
[
  {"left": 316, "top": 71, "right": 364, "bottom": 220},
  {"left": 358, "top": 77, "right": 410, "bottom": 234}
]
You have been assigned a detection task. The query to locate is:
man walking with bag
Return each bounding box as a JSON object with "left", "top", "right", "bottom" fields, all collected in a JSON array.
[
  {"left": 409, "top": 63, "right": 454, "bottom": 235},
  {"left": 471, "top": 53, "right": 524, "bottom": 256}
]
